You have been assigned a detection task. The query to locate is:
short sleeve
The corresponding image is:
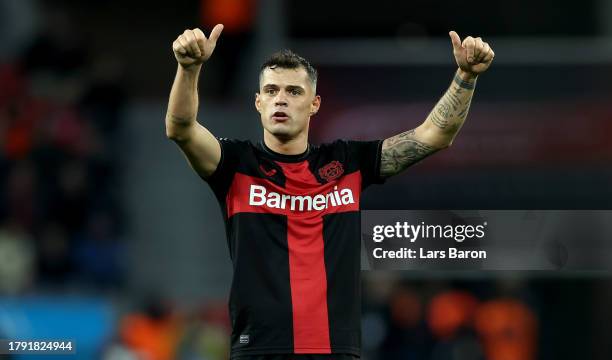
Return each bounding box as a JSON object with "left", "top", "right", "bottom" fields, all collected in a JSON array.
[
  {"left": 206, "top": 138, "right": 245, "bottom": 198},
  {"left": 346, "top": 139, "right": 386, "bottom": 189}
]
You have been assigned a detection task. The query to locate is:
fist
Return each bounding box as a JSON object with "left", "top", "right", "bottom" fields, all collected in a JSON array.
[
  {"left": 173, "top": 24, "right": 224, "bottom": 68},
  {"left": 449, "top": 31, "right": 495, "bottom": 76}
]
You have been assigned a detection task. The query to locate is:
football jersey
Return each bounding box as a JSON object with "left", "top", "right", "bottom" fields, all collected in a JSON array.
[{"left": 205, "top": 138, "right": 385, "bottom": 358}]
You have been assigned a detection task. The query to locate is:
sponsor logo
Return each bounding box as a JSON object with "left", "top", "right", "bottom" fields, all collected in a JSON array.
[
  {"left": 249, "top": 184, "right": 355, "bottom": 211},
  {"left": 239, "top": 334, "right": 249, "bottom": 344},
  {"left": 318, "top": 160, "right": 344, "bottom": 182}
]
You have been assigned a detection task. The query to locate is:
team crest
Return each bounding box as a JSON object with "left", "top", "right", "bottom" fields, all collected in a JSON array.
[{"left": 318, "top": 160, "right": 344, "bottom": 182}]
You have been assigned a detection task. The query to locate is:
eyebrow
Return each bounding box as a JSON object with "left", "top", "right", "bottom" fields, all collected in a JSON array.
[{"left": 262, "top": 84, "right": 305, "bottom": 91}]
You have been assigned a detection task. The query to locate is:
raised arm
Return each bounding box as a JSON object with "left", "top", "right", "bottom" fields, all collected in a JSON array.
[
  {"left": 166, "top": 25, "right": 224, "bottom": 179},
  {"left": 380, "top": 31, "right": 495, "bottom": 177}
]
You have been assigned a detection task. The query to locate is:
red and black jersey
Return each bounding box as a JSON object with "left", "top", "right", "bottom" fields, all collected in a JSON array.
[{"left": 206, "top": 138, "right": 385, "bottom": 358}]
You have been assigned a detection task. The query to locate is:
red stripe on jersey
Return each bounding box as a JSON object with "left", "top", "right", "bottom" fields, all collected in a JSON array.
[
  {"left": 276, "top": 161, "right": 330, "bottom": 353},
  {"left": 286, "top": 208, "right": 330, "bottom": 353}
]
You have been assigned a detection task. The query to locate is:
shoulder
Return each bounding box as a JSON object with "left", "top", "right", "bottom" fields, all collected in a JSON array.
[
  {"left": 206, "top": 138, "right": 256, "bottom": 187},
  {"left": 217, "top": 137, "right": 254, "bottom": 148},
  {"left": 316, "top": 139, "right": 383, "bottom": 154},
  {"left": 310, "top": 139, "right": 361, "bottom": 168},
  {"left": 216, "top": 138, "right": 258, "bottom": 155},
  {"left": 315, "top": 139, "right": 350, "bottom": 151},
  {"left": 212, "top": 138, "right": 256, "bottom": 172}
]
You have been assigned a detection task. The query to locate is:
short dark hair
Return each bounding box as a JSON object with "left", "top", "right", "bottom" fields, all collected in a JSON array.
[{"left": 259, "top": 49, "right": 318, "bottom": 88}]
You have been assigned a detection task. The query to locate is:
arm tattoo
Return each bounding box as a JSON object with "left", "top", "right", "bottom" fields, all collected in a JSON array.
[
  {"left": 428, "top": 74, "right": 476, "bottom": 131},
  {"left": 454, "top": 74, "right": 476, "bottom": 89},
  {"left": 380, "top": 129, "right": 438, "bottom": 177},
  {"left": 430, "top": 101, "right": 451, "bottom": 129},
  {"left": 379, "top": 72, "right": 477, "bottom": 177},
  {"left": 380, "top": 74, "right": 476, "bottom": 177}
]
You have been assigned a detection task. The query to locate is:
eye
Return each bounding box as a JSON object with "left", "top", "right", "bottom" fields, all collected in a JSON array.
[
  {"left": 266, "top": 88, "right": 277, "bottom": 95},
  {"left": 290, "top": 89, "right": 301, "bottom": 96}
]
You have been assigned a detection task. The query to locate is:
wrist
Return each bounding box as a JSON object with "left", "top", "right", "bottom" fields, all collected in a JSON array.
[
  {"left": 454, "top": 69, "right": 477, "bottom": 89},
  {"left": 178, "top": 63, "right": 202, "bottom": 74},
  {"left": 457, "top": 68, "right": 478, "bottom": 81}
]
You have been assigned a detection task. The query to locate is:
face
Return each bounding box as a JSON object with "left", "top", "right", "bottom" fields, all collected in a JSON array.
[{"left": 255, "top": 67, "right": 321, "bottom": 140}]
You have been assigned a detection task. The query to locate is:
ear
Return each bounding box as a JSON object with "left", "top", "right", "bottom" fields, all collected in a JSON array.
[
  {"left": 310, "top": 95, "right": 321, "bottom": 116},
  {"left": 255, "top": 92, "right": 261, "bottom": 113}
]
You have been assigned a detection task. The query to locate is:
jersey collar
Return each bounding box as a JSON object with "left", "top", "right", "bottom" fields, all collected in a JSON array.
[{"left": 259, "top": 141, "right": 311, "bottom": 163}]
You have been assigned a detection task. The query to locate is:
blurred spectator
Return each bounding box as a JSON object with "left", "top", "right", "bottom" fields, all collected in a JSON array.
[
  {"left": 427, "top": 290, "right": 482, "bottom": 360},
  {"left": 428, "top": 290, "right": 479, "bottom": 340},
  {"left": 177, "top": 301, "right": 231, "bottom": 360},
  {"left": 118, "top": 297, "right": 181, "bottom": 360},
  {"left": 379, "top": 283, "right": 434, "bottom": 360},
  {"left": 363, "top": 280, "right": 539, "bottom": 360},
  {"left": 0, "top": 4, "right": 127, "bottom": 290},
  {"left": 474, "top": 299, "right": 537, "bottom": 360}
]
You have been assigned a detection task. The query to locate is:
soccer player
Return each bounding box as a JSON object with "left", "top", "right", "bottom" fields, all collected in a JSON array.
[{"left": 166, "top": 24, "right": 494, "bottom": 359}]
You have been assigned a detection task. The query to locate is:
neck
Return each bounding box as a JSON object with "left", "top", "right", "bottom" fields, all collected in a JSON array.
[{"left": 263, "top": 130, "right": 308, "bottom": 155}]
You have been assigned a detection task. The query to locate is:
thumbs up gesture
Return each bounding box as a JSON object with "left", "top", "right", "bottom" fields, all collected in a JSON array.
[
  {"left": 172, "top": 24, "right": 224, "bottom": 68},
  {"left": 449, "top": 31, "right": 495, "bottom": 76}
]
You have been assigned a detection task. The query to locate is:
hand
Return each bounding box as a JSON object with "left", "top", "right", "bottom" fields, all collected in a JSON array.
[
  {"left": 172, "top": 24, "right": 224, "bottom": 68},
  {"left": 449, "top": 31, "right": 495, "bottom": 77}
]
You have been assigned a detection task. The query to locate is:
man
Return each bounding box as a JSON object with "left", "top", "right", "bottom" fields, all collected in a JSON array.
[{"left": 166, "top": 24, "right": 494, "bottom": 359}]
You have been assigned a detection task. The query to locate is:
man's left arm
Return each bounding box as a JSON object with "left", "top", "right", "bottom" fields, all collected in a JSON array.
[{"left": 380, "top": 31, "right": 495, "bottom": 177}]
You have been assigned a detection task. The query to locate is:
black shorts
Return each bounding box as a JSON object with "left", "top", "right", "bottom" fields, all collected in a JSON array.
[{"left": 233, "top": 354, "right": 359, "bottom": 360}]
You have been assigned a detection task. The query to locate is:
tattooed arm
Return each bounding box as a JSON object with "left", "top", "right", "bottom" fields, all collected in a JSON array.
[
  {"left": 380, "top": 70, "right": 477, "bottom": 176},
  {"left": 380, "top": 31, "right": 495, "bottom": 177}
]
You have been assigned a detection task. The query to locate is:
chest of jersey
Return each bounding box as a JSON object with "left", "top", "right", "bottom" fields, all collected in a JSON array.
[{"left": 226, "top": 159, "right": 362, "bottom": 218}]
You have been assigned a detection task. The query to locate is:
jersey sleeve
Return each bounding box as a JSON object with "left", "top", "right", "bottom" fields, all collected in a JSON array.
[
  {"left": 346, "top": 139, "right": 386, "bottom": 189},
  {"left": 205, "top": 138, "right": 244, "bottom": 199}
]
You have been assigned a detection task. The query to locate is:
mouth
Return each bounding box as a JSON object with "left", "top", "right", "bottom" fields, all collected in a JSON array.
[{"left": 272, "top": 111, "right": 289, "bottom": 122}]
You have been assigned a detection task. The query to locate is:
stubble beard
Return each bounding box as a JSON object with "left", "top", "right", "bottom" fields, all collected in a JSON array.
[{"left": 267, "top": 124, "right": 294, "bottom": 141}]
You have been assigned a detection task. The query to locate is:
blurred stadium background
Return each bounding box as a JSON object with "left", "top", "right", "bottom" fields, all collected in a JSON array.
[{"left": 1, "top": 0, "right": 612, "bottom": 359}]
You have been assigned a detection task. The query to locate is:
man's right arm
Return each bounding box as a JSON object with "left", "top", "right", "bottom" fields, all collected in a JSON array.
[{"left": 165, "top": 26, "right": 224, "bottom": 179}]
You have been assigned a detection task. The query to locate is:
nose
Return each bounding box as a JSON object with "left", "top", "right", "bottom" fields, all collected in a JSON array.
[{"left": 275, "top": 92, "right": 288, "bottom": 107}]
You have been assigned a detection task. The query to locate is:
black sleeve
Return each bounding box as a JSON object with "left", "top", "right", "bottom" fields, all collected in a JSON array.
[
  {"left": 346, "top": 139, "right": 386, "bottom": 189},
  {"left": 205, "top": 138, "right": 245, "bottom": 199}
]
